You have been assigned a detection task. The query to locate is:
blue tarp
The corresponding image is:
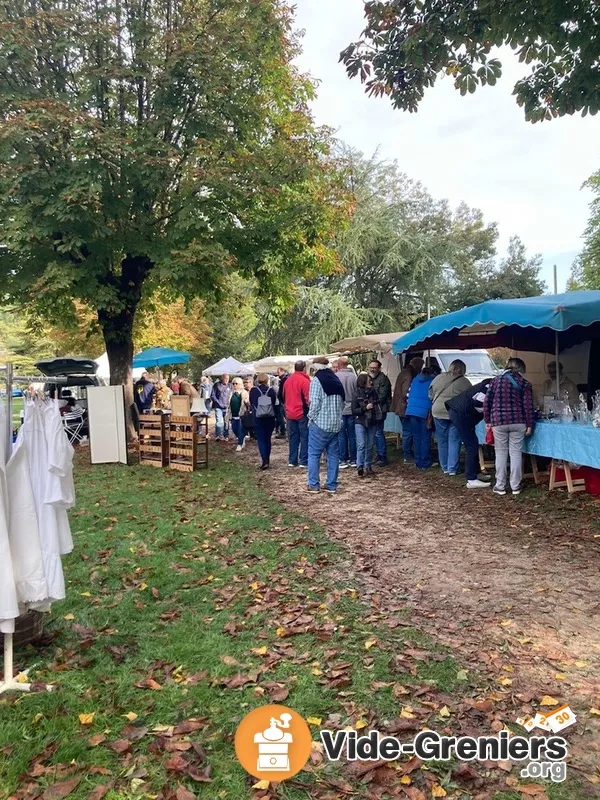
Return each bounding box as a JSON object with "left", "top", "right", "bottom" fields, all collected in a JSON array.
[
  {"left": 392, "top": 291, "right": 600, "bottom": 354},
  {"left": 132, "top": 347, "right": 190, "bottom": 368}
]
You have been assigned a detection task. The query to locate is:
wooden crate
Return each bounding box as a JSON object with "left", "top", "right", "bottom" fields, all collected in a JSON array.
[
  {"left": 169, "top": 415, "right": 209, "bottom": 471},
  {"left": 139, "top": 413, "right": 169, "bottom": 467}
]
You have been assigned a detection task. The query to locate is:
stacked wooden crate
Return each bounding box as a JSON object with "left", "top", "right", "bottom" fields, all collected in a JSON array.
[
  {"left": 169, "top": 415, "right": 209, "bottom": 472},
  {"left": 139, "top": 413, "right": 169, "bottom": 467}
]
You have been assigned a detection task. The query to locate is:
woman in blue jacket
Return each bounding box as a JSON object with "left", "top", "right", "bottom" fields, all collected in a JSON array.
[{"left": 405, "top": 367, "right": 435, "bottom": 469}]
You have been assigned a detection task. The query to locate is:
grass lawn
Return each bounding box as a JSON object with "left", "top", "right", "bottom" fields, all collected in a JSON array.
[{"left": 0, "top": 453, "right": 587, "bottom": 800}]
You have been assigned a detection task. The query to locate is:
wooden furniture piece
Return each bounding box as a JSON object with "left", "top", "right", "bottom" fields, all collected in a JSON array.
[
  {"left": 169, "top": 415, "right": 209, "bottom": 472},
  {"left": 139, "top": 413, "right": 169, "bottom": 467},
  {"left": 171, "top": 395, "right": 191, "bottom": 417},
  {"left": 548, "top": 460, "right": 586, "bottom": 494}
]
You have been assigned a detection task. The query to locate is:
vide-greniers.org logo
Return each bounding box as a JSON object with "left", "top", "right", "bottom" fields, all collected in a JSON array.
[{"left": 320, "top": 729, "right": 569, "bottom": 783}]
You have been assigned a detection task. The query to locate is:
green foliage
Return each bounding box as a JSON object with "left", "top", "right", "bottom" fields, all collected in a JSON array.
[
  {"left": 444, "top": 236, "right": 546, "bottom": 312},
  {"left": 264, "top": 149, "right": 544, "bottom": 353},
  {"left": 0, "top": 0, "right": 344, "bottom": 383},
  {"left": 341, "top": 1, "right": 600, "bottom": 122},
  {"left": 572, "top": 169, "right": 600, "bottom": 288},
  {"left": 0, "top": 309, "right": 55, "bottom": 372}
]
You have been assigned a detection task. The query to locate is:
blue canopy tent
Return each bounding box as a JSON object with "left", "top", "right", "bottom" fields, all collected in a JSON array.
[
  {"left": 393, "top": 292, "right": 600, "bottom": 355},
  {"left": 133, "top": 347, "right": 190, "bottom": 368}
]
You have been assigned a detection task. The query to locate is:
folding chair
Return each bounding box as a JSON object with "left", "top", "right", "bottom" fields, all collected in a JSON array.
[{"left": 62, "top": 411, "right": 84, "bottom": 445}]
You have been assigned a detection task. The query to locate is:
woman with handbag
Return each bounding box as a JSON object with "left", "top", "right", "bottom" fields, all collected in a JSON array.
[
  {"left": 351, "top": 373, "right": 381, "bottom": 478},
  {"left": 405, "top": 366, "right": 436, "bottom": 470},
  {"left": 483, "top": 358, "right": 535, "bottom": 496},
  {"left": 428, "top": 360, "right": 471, "bottom": 475}
]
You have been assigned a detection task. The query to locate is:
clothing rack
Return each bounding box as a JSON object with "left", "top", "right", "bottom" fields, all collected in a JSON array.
[{"left": 0, "top": 363, "right": 65, "bottom": 694}]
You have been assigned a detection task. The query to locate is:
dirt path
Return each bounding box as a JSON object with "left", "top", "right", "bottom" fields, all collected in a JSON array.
[{"left": 234, "top": 434, "right": 600, "bottom": 778}]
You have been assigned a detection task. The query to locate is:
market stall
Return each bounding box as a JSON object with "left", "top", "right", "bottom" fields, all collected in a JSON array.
[
  {"left": 390, "top": 291, "right": 600, "bottom": 490},
  {"left": 202, "top": 357, "right": 254, "bottom": 377}
]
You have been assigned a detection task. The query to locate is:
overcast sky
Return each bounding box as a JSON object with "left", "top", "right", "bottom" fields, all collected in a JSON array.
[{"left": 294, "top": 0, "right": 600, "bottom": 291}]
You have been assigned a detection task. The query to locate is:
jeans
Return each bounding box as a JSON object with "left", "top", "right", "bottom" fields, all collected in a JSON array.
[
  {"left": 256, "top": 418, "right": 276, "bottom": 465},
  {"left": 434, "top": 417, "right": 462, "bottom": 474},
  {"left": 408, "top": 416, "right": 432, "bottom": 469},
  {"left": 448, "top": 410, "right": 480, "bottom": 481},
  {"left": 231, "top": 417, "right": 245, "bottom": 446},
  {"left": 400, "top": 416, "right": 413, "bottom": 461},
  {"left": 355, "top": 423, "right": 376, "bottom": 468},
  {"left": 338, "top": 414, "right": 357, "bottom": 464},
  {"left": 375, "top": 414, "right": 388, "bottom": 460},
  {"left": 214, "top": 407, "right": 229, "bottom": 438},
  {"left": 275, "top": 404, "right": 287, "bottom": 436},
  {"left": 308, "top": 423, "right": 340, "bottom": 491},
  {"left": 493, "top": 423, "right": 526, "bottom": 491},
  {"left": 288, "top": 416, "right": 308, "bottom": 466}
]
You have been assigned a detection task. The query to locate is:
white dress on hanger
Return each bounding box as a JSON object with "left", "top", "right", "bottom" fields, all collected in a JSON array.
[
  {"left": 6, "top": 432, "right": 48, "bottom": 604},
  {"left": 42, "top": 402, "right": 74, "bottom": 555},
  {"left": 0, "top": 401, "right": 20, "bottom": 633},
  {"left": 18, "top": 403, "right": 66, "bottom": 602}
]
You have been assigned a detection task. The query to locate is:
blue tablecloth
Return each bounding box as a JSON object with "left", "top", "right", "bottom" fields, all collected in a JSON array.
[{"left": 476, "top": 419, "right": 600, "bottom": 470}]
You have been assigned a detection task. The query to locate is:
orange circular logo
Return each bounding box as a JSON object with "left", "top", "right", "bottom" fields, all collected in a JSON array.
[{"left": 234, "top": 705, "right": 312, "bottom": 781}]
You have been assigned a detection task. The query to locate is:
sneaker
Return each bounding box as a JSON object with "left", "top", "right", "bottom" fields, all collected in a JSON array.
[
  {"left": 467, "top": 479, "right": 492, "bottom": 489},
  {"left": 512, "top": 488, "right": 522, "bottom": 496},
  {"left": 349, "top": 462, "right": 357, "bottom": 468},
  {"left": 236, "top": 445, "right": 243, "bottom": 452},
  {"left": 325, "top": 488, "right": 337, "bottom": 495},
  {"left": 365, "top": 467, "right": 377, "bottom": 477},
  {"left": 448, "top": 472, "right": 457, "bottom": 477},
  {"left": 307, "top": 486, "right": 320, "bottom": 493},
  {"left": 339, "top": 462, "right": 350, "bottom": 470},
  {"left": 493, "top": 486, "right": 507, "bottom": 496},
  {"left": 288, "top": 463, "right": 298, "bottom": 468},
  {"left": 260, "top": 463, "right": 270, "bottom": 471},
  {"left": 299, "top": 464, "right": 308, "bottom": 469},
  {"left": 357, "top": 467, "right": 364, "bottom": 478}
]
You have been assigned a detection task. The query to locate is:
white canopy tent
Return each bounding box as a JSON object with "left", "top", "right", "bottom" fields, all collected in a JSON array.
[
  {"left": 95, "top": 352, "right": 145, "bottom": 383},
  {"left": 202, "top": 357, "right": 255, "bottom": 377},
  {"left": 331, "top": 332, "right": 406, "bottom": 355},
  {"left": 253, "top": 354, "right": 342, "bottom": 373}
]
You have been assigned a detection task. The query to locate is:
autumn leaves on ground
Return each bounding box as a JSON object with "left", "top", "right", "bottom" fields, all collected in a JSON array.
[{"left": 0, "top": 450, "right": 594, "bottom": 800}]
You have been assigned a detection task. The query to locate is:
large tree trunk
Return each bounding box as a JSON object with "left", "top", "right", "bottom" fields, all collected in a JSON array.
[{"left": 98, "top": 254, "right": 153, "bottom": 443}]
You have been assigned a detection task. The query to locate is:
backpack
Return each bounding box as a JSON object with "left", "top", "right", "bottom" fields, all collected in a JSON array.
[{"left": 255, "top": 386, "right": 275, "bottom": 419}]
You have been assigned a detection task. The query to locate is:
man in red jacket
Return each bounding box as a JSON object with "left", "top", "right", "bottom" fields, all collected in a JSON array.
[{"left": 282, "top": 360, "right": 310, "bottom": 468}]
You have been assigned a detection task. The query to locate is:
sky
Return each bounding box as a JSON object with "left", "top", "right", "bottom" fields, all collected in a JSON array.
[{"left": 293, "top": 0, "right": 600, "bottom": 291}]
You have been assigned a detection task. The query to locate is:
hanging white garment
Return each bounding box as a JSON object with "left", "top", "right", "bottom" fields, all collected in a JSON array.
[
  {"left": 0, "top": 401, "right": 20, "bottom": 633},
  {"left": 18, "top": 402, "right": 66, "bottom": 602},
  {"left": 5, "top": 433, "right": 49, "bottom": 604},
  {"left": 42, "top": 402, "right": 74, "bottom": 555}
]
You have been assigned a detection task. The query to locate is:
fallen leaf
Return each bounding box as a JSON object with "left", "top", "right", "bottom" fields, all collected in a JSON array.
[
  {"left": 438, "top": 706, "right": 450, "bottom": 718},
  {"left": 175, "top": 785, "right": 196, "bottom": 800},
  {"left": 88, "top": 734, "right": 106, "bottom": 747},
  {"left": 431, "top": 786, "right": 447, "bottom": 798},
  {"left": 355, "top": 720, "right": 368, "bottom": 729},
  {"left": 173, "top": 719, "right": 206, "bottom": 735},
  {"left": 307, "top": 716, "right": 322, "bottom": 726},
  {"left": 456, "top": 669, "right": 468, "bottom": 681},
  {"left": 79, "top": 713, "right": 95, "bottom": 725},
  {"left": 108, "top": 739, "right": 131, "bottom": 754},
  {"left": 63, "top": 613, "right": 75, "bottom": 621},
  {"left": 364, "top": 639, "right": 377, "bottom": 650},
  {"left": 88, "top": 782, "right": 114, "bottom": 800},
  {"left": 516, "top": 785, "right": 547, "bottom": 796},
  {"left": 42, "top": 776, "right": 81, "bottom": 800},
  {"left": 252, "top": 780, "right": 270, "bottom": 790},
  {"left": 539, "top": 696, "right": 559, "bottom": 706},
  {"left": 123, "top": 712, "right": 138, "bottom": 722},
  {"left": 590, "top": 708, "right": 600, "bottom": 716},
  {"left": 135, "top": 678, "right": 162, "bottom": 691},
  {"left": 251, "top": 646, "right": 267, "bottom": 656},
  {"left": 499, "top": 677, "right": 513, "bottom": 687}
]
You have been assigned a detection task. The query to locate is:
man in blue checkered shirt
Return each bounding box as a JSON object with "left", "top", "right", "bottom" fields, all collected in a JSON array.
[{"left": 307, "top": 357, "right": 345, "bottom": 494}]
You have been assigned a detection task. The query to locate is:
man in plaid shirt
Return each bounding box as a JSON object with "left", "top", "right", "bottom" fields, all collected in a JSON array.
[
  {"left": 307, "top": 357, "right": 345, "bottom": 494},
  {"left": 483, "top": 358, "right": 535, "bottom": 496}
]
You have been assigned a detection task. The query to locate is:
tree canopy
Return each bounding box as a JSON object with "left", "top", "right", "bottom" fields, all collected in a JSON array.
[
  {"left": 261, "top": 148, "right": 545, "bottom": 354},
  {"left": 569, "top": 169, "right": 600, "bottom": 289},
  {"left": 341, "top": 1, "right": 600, "bottom": 122},
  {"left": 0, "top": 0, "right": 344, "bottom": 430}
]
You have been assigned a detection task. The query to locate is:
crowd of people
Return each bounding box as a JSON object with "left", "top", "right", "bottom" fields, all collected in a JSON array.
[{"left": 133, "top": 353, "right": 575, "bottom": 497}]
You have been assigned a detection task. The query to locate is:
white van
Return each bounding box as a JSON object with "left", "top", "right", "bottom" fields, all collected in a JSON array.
[{"left": 400, "top": 349, "right": 499, "bottom": 386}]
